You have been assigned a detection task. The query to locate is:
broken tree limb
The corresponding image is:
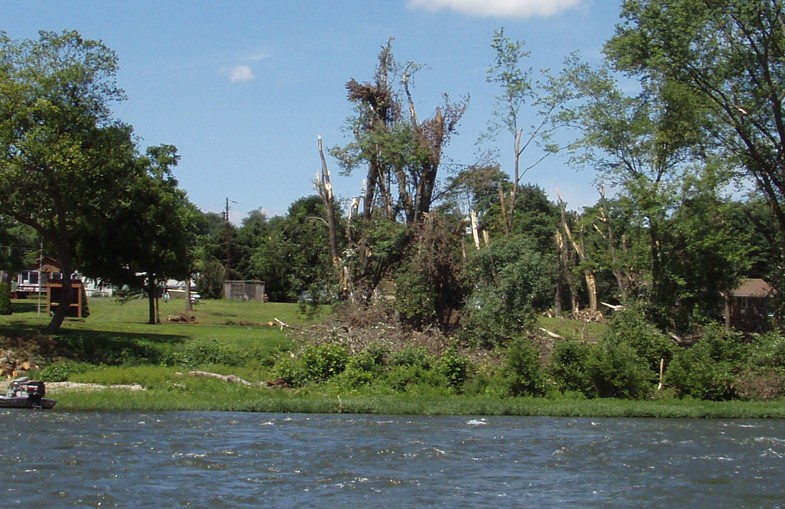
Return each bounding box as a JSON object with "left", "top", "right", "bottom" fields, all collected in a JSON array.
[
  {"left": 539, "top": 327, "right": 563, "bottom": 339},
  {"left": 188, "top": 370, "right": 266, "bottom": 387},
  {"left": 274, "top": 318, "right": 289, "bottom": 330}
]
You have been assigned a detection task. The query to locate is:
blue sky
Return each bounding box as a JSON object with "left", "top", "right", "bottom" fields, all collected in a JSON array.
[{"left": 6, "top": 0, "right": 623, "bottom": 223}]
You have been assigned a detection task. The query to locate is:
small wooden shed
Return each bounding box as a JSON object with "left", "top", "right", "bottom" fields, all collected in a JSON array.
[
  {"left": 726, "top": 278, "right": 775, "bottom": 332},
  {"left": 223, "top": 280, "right": 266, "bottom": 302}
]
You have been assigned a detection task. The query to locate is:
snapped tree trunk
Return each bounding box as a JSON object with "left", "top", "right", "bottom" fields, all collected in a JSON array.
[
  {"left": 316, "top": 136, "right": 351, "bottom": 299},
  {"left": 559, "top": 196, "right": 598, "bottom": 312}
]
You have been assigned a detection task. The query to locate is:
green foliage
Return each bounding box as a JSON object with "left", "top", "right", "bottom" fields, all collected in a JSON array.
[
  {"left": 389, "top": 346, "right": 433, "bottom": 369},
  {"left": 549, "top": 339, "right": 594, "bottom": 396},
  {"left": 604, "top": 307, "right": 674, "bottom": 374},
  {"left": 196, "top": 258, "right": 225, "bottom": 299},
  {"left": 37, "top": 361, "right": 92, "bottom": 382},
  {"left": 384, "top": 364, "right": 447, "bottom": 392},
  {"left": 272, "top": 356, "right": 309, "bottom": 388},
  {"left": 461, "top": 235, "right": 551, "bottom": 347},
  {"left": 301, "top": 343, "right": 349, "bottom": 383},
  {"left": 503, "top": 338, "right": 545, "bottom": 397},
  {"left": 586, "top": 337, "right": 653, "bottom": 399},
  {"left": 666, "top": 325, "right": 745, "bottom": 401},
  {"left": 0, "top": 282, "right": 12, "bottom": 315},
  {"left": 434, "top": 347, "right": 472, "bottom": 392}
]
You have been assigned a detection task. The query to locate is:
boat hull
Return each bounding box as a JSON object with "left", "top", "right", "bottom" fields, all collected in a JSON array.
[{"left": 0, "top": 397, "right": 57, "bottom": 409}]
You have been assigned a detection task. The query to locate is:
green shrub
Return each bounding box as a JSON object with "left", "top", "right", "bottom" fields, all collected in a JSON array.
[
  {"left": 587, "top": 338, "right": 653, "bottom": 399},
  {"left": 461, "top": 364, "right": 507, "bottom": 397},
  {"left": 666, "top": 325, "right": 745, "bottom": 400},
  {"left": 349, "top": 345, "right": 389, "bottom": 373},
  {"left": 271, "top": 356, "right": 309, "bottom": 387},
  {"left": 549, "top": 339, "right": 594, "bottom": 396},
  {"left": 384, "top": 364, "right": 447, "bottom": 392},
  {"left": 604, "top": 308, "right": 674, "bottom": 374},
  {"left": 503, "top": 338, "right": 545, "bottom": 397},
  {"left": 389, "top": 346, "right": 433, "bottom": 369},
  {"left": 460, "top": 235, "right": 551, "bottom": 348},
  {"left": 301, "top": 343, "right": 348, "bottom": 383},
  {"left": 0, "top": 282, "right": 12, "bottom": 315},
  {"left": 435, "top": 347, "right": 471, "bottom": 392},
  {"left": 37, "top": 360, "right": 92, "bottom": 382}
]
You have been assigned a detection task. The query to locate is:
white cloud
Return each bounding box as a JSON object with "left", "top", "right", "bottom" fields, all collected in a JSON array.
[
  {"left": 246, "top": 48, "right": 273, "bottom": 62},
  {"left": 225, "top": 64, "right": 255, "bottom": 83},
  {"left": 407, "top": 0, "right": 583, "bottom": 18}
]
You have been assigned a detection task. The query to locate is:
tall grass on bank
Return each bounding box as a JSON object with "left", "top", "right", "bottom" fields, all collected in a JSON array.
[{"left": 52, "top": 382, "right": 785, "bottom": 418}]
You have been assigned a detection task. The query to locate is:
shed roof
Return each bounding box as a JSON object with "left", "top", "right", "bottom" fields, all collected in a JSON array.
[{"left": 732, "top": 278, "right": 776, "bottom": 298}]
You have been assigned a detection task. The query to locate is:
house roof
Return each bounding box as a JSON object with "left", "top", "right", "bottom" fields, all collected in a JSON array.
[{"left": 732, "top": 278, "right": 776, "bottom": 298}]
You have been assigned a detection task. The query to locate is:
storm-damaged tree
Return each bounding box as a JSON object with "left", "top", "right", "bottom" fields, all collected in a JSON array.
[
  {"left": 481, "top": 28, "right": 575, "bottom": 234},
  {"left": 0, "top": 30, "right": 136, "bottom": 332},
  {"left": 329, "top": 39, "right": 468, "bottom": 303}
]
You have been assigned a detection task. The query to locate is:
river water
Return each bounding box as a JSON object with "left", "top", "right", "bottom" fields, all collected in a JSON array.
[{"left": 0, "top": 411, "right": 783, "bottom": 508}]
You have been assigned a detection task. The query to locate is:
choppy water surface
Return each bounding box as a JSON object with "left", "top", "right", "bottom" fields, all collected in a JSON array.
[{"left": 0, "top": 411, "right": 783, "bottom": 508}]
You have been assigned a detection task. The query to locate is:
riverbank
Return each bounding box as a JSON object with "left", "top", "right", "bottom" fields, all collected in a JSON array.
[
  {"left": 42, "top": 379, "right": 785, "bottom": 418},
  {"left": 3, "top": 297, "right": 785, "bottom": 418}
]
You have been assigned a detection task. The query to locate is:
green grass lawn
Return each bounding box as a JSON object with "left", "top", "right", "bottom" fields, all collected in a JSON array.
[{"left": 2, "top": 296, "right": 322, "bottom": 346}]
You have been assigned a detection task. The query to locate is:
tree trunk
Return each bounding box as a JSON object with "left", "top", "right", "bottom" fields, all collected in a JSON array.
[
  {"left": 598, "top": 189, "right": 629, "bottom": 303},
  {"left": 146, "top": 275, "right": 158, "bottom": 324},
  {"left": 317, "top": 136, "right": 350, "bottom": 298},
  {"left": 184, "top": 278, "right": 193, "bottom": 313},
  {"left": 46, "top": 238, "right": 73, "bottom": 333},
  {"left": 559, "top": 196, "right": 598, "bottom": 312}
]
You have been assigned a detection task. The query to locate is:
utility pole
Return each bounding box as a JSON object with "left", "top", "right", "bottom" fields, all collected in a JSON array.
[{"left": 225, "top": 197, "right": 231, "bottom": 273}]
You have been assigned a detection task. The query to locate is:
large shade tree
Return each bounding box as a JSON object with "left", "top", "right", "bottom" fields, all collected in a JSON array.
[
  {"left": 606, "top": 0, "right": 785, "bottom": 273},
  {"left": 0, "top": 30, "right": 136, "bottom": 332},
  {"left": 77, "top": 145, "right": 201, "bottom": 324}
]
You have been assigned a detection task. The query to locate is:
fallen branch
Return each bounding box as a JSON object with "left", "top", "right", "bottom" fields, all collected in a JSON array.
[
  {"left": 539, "top": 327, "right": 562, "bottom": 339},
  {"left": 188, "top": 370, "right": 266, "bottom": 387},
  {"left": 274, "top": 318, "right": 289, "bottom": 330}
]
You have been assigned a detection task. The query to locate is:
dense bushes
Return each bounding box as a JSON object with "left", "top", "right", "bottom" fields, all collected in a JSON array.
[{"left": 267, "top": 312, "right": 785, "bottom": 402}]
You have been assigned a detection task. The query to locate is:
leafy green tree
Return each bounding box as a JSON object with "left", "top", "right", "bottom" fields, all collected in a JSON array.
[
  {"left": 0, "top": 30, "right": 136, "bottom": 332},
  {"left": 196, "top": 258, "right": 225, "bottom": 299},
  {"left": 606, "top": 0, "right": 785, "bottom": 275},
  {"left": 248, "top": 196, "right": 335, "bottom": 303},
  {"left": 0, "top": 218, "right": 38, "bottom": 276},
  {"left": 562, "top": 52, "right": 753, "bottom": 331},
  {"left": 460, "top": 234, "right": 551, "bottom": 347},
  {"left": 78, "top": 145, "right": 201, "bottom": 324},
  {"left": 234, "top": 208, "right": 270, "bottom": 278}
]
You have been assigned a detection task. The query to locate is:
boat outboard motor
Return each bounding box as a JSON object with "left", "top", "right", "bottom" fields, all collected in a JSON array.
[{"left": 26, "top": 381, "right": 46, "bottom": 407}]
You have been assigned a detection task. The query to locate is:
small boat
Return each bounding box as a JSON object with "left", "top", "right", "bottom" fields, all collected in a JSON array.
[{"left": 0, "top": 378, "right": 56, "bottom": 409}]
